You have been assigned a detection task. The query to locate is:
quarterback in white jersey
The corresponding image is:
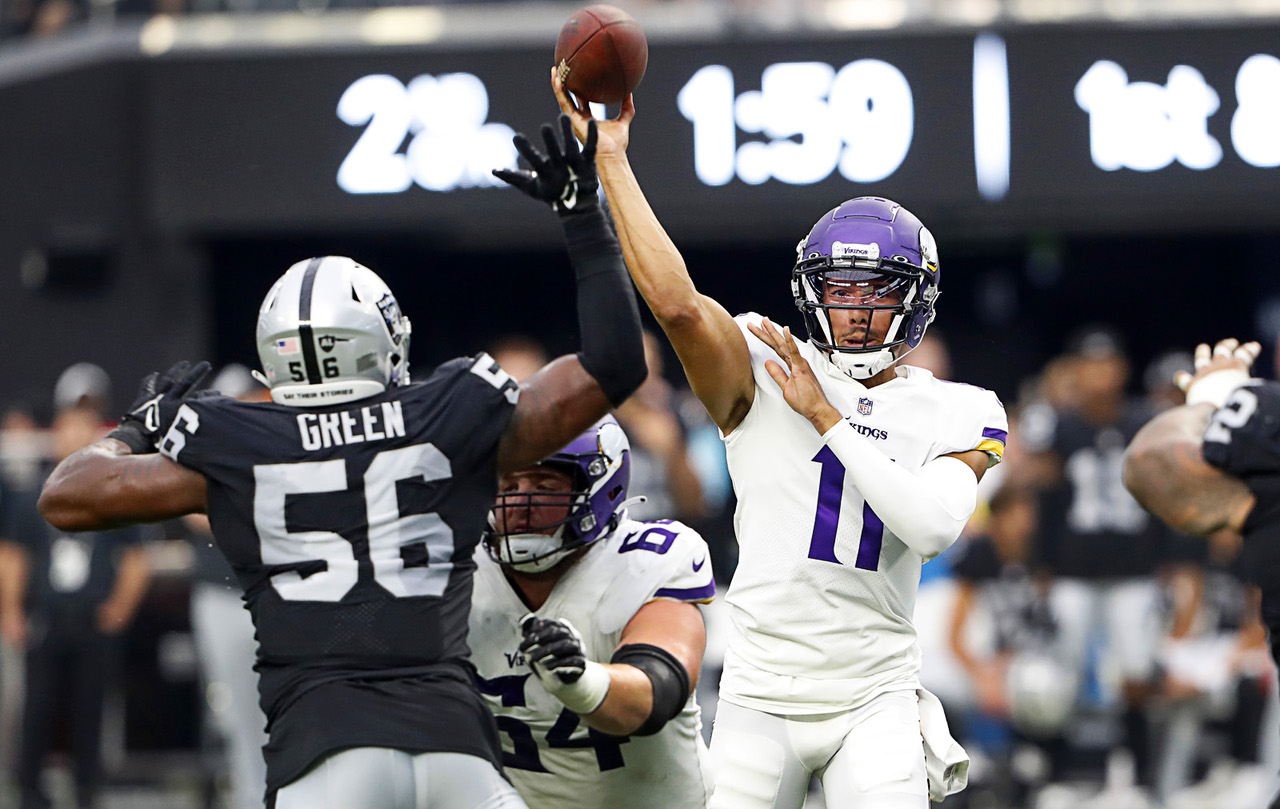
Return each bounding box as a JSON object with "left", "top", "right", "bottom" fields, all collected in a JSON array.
[
  {"left": 549, "top": 77, "right": 1003, "bottom": 809},
  {"left": 470, "top": 416, "right": 715, "bottom": 809}
]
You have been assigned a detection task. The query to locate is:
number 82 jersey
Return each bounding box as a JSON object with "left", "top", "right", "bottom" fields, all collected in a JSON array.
[{"left": 469, "top": 517, "right": 716, "bottom": 809}]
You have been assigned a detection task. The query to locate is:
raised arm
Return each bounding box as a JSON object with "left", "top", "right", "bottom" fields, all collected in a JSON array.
[
  {"left": 493, "top": 116, "right": 647, "bottom": 473},
  {"left": 1123, "top": 338, "right": 1262, "bottom": 537},
  {"left": 39, "top": 439, "right": 208, "bottom": 531},
  {"left": 40, "top": 361, "right": 212, "bottom": 531},
  {"left": 552, "top": 72, "right": 755, "bottom": 434},
  {"left": 1122, "top": 403, "right": 1253, "bottom": 536}
]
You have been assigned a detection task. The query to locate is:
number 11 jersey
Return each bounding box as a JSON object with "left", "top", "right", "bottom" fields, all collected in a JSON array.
[
  {"left": 158, "top": 353, "right": 519, "bottom": 794},
  {"left": 720, "top": 313, "right": 1008, "bottom": 715}
]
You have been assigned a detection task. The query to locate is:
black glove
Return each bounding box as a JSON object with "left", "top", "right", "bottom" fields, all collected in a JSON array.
[
  {"left": 519, "top": 614, "right": 588, "bottom": 684},
  {"left": 107, "top": 360, "right": 212, "bottom": 454},
  {"left": 493, "top": 115, "right": 599, "bottom": 215}
]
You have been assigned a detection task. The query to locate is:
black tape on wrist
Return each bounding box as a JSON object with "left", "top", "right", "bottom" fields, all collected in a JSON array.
[
  {"left": 564, "top": 207, "right": 646, "bottom": 407},
  {"left": 106, "top": 423, "right": 155, "bottom": 455},
  {"left": 610, "top": 643, "right": 690, "bottom": 736}
]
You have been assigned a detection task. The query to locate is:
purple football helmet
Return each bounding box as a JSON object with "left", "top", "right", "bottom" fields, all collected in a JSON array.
[
  {"left": 485, "top": 415, "right": 631, "bottom": 572},
  {"left": 791, "top": 197, "right": 940, "bottom": 379}
]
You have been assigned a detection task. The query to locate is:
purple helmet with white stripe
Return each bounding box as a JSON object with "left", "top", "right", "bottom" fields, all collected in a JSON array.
[
  {"left": 792, "top": 197, "right": 940, "bottom": 379},
  {"left": 485, "top": 415, "right": 631, "bottom": 572}
]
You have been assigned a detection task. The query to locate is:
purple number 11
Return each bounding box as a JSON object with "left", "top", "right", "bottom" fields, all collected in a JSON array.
[{"left": 807, "top": 446, "right": 883, "bottom": 570}]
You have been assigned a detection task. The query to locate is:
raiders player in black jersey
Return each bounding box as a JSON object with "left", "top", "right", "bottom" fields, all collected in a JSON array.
[
  {"left": 38, "top": 118, "right": 646, "bottom": 809},
  {"left": 1124, "top": 337, "right": 1280, "bottom": 805}
]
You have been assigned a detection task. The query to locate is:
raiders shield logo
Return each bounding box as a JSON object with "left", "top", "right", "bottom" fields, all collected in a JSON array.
[
  {"left": 857, "top": 397, "right": 873, "bottom": 416},
  {"left": 317, "top": 335, "right": 350, "bottom": 353}
]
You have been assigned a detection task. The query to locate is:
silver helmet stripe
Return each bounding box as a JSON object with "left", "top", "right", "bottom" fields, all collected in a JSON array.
[{"left": 296, "top": 257, "right": 325, "bottom": 385}]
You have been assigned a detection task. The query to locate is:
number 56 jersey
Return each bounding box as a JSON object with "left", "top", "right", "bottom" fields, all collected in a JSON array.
[
  {"left": 469, "top": 517, "right": 716, "bottom": 809},
  {"left": 156, "top": 353, "right": 519, "bottom": 793}
]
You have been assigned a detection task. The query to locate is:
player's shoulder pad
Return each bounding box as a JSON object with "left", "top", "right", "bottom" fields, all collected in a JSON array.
[
  {"left": 1203, "top": 380, "right": 1280, "bottom": 476},
  {"left": 422, "top": 353, "right": 520, "bottom": 406},
  {"left": 155, "top": 393, "right": 254, "bottom": 467},
  {"left": 613, "top": 518, "right": 716, "bottom": 602},
  {"left": 928, "top": 379, "right": 1008, "bottom": 465}
]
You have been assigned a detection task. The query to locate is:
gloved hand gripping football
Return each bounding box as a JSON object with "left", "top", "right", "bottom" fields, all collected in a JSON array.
[
  {"left": 493, "top": 115, "right": 600, "bottom": 215},
  {"left": 107, "top": 360, "right": 212, "bottom": 454},
  {"left": 519, "top": 614, "right": 611, "bottom": 714}
]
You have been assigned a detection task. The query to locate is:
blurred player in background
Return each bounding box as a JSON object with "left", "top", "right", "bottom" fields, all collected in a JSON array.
[
  {"left": 1124, "top": 337, "right": 1280, "bottom": 807},
  {"left": 2, "top": 396, "right": 151, "bottom": 809},
  {"left": 470, "top": 415, "right": 713, "bottom": 809},
  {"left": 1020, "top": 326, "right": 1171, "bottom": 797},
  {"left": 36, "top": 116, "right": 647, "bottom": 809},
  {"left": 553, "top": 75, "right": 1004, "bottom": 808}
]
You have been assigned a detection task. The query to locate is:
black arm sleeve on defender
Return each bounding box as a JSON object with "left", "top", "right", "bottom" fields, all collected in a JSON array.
[
  {"left": 610, "top": 642, "right": 690, "bottom": 736},
  {"left": 564, "top": 206, "right": 647, "bottom": 407}
]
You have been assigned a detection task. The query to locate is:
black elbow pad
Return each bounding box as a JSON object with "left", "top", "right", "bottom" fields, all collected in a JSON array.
[{"left": 610, "top": 643, "right": 691, "bottom": 736}]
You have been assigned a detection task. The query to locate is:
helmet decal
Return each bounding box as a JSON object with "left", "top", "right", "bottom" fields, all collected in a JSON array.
[
  {"left": 256, "top": 256, "right": 413, "bottom": 407},
  {"left": 790, "top": 197, "right": 941, "bottom": 380}
]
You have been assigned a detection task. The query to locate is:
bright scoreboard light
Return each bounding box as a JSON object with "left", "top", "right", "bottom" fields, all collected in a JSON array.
[{"left": 12, "top": 20, "right": 1278, "bottom": 243}]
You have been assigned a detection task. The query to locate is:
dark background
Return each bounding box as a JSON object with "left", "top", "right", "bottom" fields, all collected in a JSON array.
[{"left": 1, "top": 20, "right": 1277, "bottom": 414}]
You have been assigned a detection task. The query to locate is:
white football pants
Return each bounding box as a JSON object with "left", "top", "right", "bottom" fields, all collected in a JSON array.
[
  {"left": 708, "top": 691, "right": 928, "bottom": 809},
  {"left": 273, "top": 749, "right": 528, "bottom": 809}
]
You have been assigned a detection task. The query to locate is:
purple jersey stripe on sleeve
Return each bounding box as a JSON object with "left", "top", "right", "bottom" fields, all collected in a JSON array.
[
  {"left": 654, "top": 580, "right": 716, "bottom": 601},
  {"left": 982, "top": 427, "right": 1008, "bottom": 444}
]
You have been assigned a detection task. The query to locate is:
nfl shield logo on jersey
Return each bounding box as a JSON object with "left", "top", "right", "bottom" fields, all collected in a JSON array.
[{"left": 857, "top": 397, "right": 873, "bottom": 416}]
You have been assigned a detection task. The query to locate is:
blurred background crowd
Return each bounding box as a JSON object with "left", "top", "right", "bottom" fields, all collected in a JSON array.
[
  {"left": 1, "top": 0, "right": 1279, "bottom": 805},
  {"left": 2, "top": 327, "right": 1278, "bottom": 809}
]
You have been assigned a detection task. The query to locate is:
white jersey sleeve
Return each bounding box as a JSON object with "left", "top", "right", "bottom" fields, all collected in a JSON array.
[
  {"left": 927, "top": 381, "right": 1008, "bottom": 468},
  {"left": 720, "top": 312, "right": 1009, "bottom": 714},
  {"left": 468, "top": 518, "right": 714, "bottom": 809}
]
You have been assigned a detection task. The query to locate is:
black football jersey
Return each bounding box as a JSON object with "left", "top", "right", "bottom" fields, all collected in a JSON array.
[
  {"left": 1037, "top": 401, "right": 1172, "bottom": 578},
  {"left": 157, "top": 354, "right": 518, "bottom": 792},
  {"left": 1202, "top": 381, "right": 1280, "bottom": 670}
]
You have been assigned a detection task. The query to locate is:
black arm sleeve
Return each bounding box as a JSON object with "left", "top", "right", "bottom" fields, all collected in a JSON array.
[
  {"left": 563, "top": 206, "right": 647, "bottom": 407},
  {"left": 610, "top": 642, "right": 690, "bottom": 736}
]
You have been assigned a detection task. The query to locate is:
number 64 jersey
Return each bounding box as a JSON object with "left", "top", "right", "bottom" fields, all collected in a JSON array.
[{"left": 469, "top": 517, "right": 716, "bottom": 809}]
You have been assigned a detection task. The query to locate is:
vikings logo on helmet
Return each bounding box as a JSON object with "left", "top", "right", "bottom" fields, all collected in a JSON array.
[{"left": 791, "top": 197, "right": 941, "bottom": 380}]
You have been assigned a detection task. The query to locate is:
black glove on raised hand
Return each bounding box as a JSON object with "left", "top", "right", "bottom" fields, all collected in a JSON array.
[
  {"left": 493, "top": 115, "right": 599, "bottom": 215},
  {"left": 107, "top": 360, "right": 212, "bottom": 454}
]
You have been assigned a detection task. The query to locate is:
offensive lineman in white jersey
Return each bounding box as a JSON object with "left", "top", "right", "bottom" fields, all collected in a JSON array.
[
  {"left": 470, "top": 415, "right": 715, "bottom": 809},
  {"left": 552, "top": 72, "right": 1007, "bottom": 808}
]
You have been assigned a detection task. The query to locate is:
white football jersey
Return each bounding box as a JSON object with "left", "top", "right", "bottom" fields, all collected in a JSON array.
[
  {"left": 469, "top": 516, "right": 715, "bottom": 809},
  {"left": 719, "top": 313, "right": 1008, "bottom": 715}
]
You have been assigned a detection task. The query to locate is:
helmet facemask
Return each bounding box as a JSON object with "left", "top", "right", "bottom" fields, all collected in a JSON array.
[
  {"left": 790, "top": 199, "right": 941, "bottom": 380},
  {"left": 485, "top": 466, "right": 595, "bottom": 573},
  {"left": 484, "top": 416, "right": 631, "bottom": 573}
]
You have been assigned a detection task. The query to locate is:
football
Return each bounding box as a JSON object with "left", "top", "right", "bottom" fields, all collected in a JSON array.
[{"left": 553, "top": 5, "right": 648, "bottom": 104}]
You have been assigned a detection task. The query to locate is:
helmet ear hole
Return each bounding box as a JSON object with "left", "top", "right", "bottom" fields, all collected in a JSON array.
[{"left": 351, "top": 285, "right": 362, "bottom": 302}]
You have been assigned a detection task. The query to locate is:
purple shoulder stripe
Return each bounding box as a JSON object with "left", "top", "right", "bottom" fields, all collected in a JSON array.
[
  {"left": 982, "top": 427, "right": 1008, "bottom": 444},
  {"left": 654, "top": 580, "right": 716, "bottom": 601}
]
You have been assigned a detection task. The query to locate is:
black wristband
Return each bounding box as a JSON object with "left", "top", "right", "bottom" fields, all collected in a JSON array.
[
  {"left": 610, "top": 643, "right": 690, "bottom": 736},
  {"left": 106, "top": 423, "right": 156, "bottom": 455},
  {"left": 565, "top": 207, "right": 646, "bottom": 407}
]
